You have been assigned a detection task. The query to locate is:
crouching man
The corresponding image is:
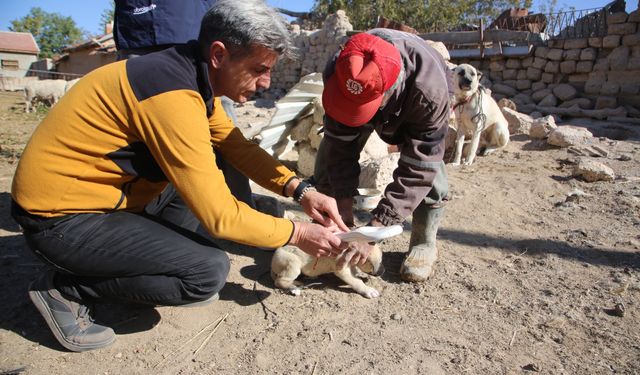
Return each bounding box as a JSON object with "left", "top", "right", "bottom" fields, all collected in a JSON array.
[
  {"left": 11, "top": 0, "right": 348, "bottom": 352},
  {"left": 312, "top": 29, "right": 452, "bottom": 282}
]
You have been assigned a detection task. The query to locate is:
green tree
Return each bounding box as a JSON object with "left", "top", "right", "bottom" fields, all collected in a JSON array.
[
  {"left": 100, "top": 1, "right": 115, "bottom": 33},
  {"left": 311, "top": 0, "right": 544, "bottom": 32},
  {"left": 9, "top": 7, "right": 83, "bottom": 58}
]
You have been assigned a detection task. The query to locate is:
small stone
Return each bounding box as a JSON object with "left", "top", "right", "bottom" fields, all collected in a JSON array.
[
  {"left": 391, "top": 313, "right": 402, "bottom": 320},
  {"left": 604, "top": 303, "right": 626, "bottom": 317},
  {"left": 522, "top": 363, "right": 542, "bottom": 372},
  {"left": 618, "top": 154, "right": 632, "bottom": 161},
  {"left": 115, "top": 352, "right": 123, "bottom": 359}
]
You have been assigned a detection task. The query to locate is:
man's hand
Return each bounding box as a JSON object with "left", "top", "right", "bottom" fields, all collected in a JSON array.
[
  {"left": 337, "top": 241, "right": 375, "bottom": 268},
  {"left": 289, "top": 221, "right": 348, "bottom": 258},
  {"left": 300, "top": 191, "right": 350, "bottom": 233}
]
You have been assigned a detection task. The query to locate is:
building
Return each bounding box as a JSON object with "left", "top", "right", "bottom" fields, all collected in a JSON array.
[
  {"left": 0, "top": 31, "right": 39, "bottom": 78},
  {"left": 55, "top": 32, "right": 116, "bottom": 77}
]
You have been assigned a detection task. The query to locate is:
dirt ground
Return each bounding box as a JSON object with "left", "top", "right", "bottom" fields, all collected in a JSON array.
[{"left": 1, "top": 90, "right": 639, "bottom": 375}]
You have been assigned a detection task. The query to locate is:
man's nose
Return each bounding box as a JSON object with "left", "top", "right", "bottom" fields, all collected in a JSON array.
[{"left": 257, "top": 73, "right": 271, "bottom": 89}]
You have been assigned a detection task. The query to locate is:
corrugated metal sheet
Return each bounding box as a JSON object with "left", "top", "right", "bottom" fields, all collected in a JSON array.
[{"left": 257, "top": 73, "right": 323, "bottom": 157}]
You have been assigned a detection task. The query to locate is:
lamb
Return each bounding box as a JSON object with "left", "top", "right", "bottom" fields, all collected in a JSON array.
[{"left": 24, "top": 79, "right": 68, "bottom": 113}]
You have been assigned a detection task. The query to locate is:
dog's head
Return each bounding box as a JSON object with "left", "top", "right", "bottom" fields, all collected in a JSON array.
[
  {"left": 357, "top": 243, "right": 385, "bottom": 276},
  {"left": 452, "top": 63, "right": 481, "bottom": 96}
]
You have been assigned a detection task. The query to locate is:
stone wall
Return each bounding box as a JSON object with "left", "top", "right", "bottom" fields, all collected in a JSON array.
[
  {"left": 449, "top": 10, "right": 640, "bottom": 113},
  {"left": 270, "top": 11, "right": 352, "bottom": 92},
  {"left": 271, "top": 9, "right": 640, "bottom": 114}
]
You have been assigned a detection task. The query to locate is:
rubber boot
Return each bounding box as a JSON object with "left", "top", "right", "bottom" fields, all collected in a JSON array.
[{"left": 400, "top": 203, "right": 444, "bottom": 282}]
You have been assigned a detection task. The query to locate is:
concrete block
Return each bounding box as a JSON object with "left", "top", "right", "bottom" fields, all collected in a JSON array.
[
  {"left": 603, "top": 35, "right": 622, "bottom": 48},
  {"left": 560, "top": 60, "right": 577, "bottom": 74},
  {"left": 608, "top": 23, "right": 637, "bottom": 35},
  {"left": 607, "top": 12, "right": 629, "bottom": 24},
  {"left": 544, "top": 61, "right": 560, "bottom": 73},
  {"left": 576, "top": 61, "right": 594, "bottom": 73},
  {"left": 547, "top": 48, "right": 564, "bottom": 61},
  {"left": 563, "top": 38, "right": 588, "bottom": 49},
  {"left": 622, "top": 33, "right": 640, "bottom": 46},
  {"left": 588, "top": 37, "right": 603, "bottom": 48},
  {"left": 527, "top": 67, "right": 543, "bottom": 80}
]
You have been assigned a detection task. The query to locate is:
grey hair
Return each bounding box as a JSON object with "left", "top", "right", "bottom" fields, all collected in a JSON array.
[{"left": 198, "top": 0, "right": 296, "bottom": 60}]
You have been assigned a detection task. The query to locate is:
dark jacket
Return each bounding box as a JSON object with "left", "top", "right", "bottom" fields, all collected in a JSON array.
[
  {"left": 322, "top": 29, "right": 453, "bottom": 225},
  {"left": 114, "top": 0, "right": 216, "bottom": 50}
]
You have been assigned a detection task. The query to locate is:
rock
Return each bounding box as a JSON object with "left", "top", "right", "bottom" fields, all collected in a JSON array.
[
  {"left": 391, "top": 313, "right": 402, "bottom": 320},
  {"left": 290, "top": 115, "right": 314, "bottom": 141},
  {"left": 573, "top": 158, "right": 615, "bottom": 182},
  {"left": 552, "top": 84, "right": 577, "bottom": 101},
  {"left": 296, "top": 142, "right": 317, "bottom": 177},
  {"left": 547, "top": 126, "right": 594, "bottom": 147},
  {"left": 522, "top": 363, "right": 542, "bottom": 372},
  {"left": 529, "top": 115, "right": 557, "bottom": 139},
  {"left": 360, "top": 131, "right": 388, "bottom": 162},
  {"left": 538, "top": 94, "right": 558, "bottom": 107},
  {"left": 498, "top": 98, "right": 517, "bottom": 111},
  {"left": 604, "top": 303, "right": 626, "bottom": 317},
  {"left": 308, "top": 123, "right": 324, "bottom": 150},
  {"left": 491, "top": 83, "right": 517, "bottom": 96},
  {"left": 559, "top": 98, "right": 592, "bottom": 109},
  {"left": 532, "top": 88, "right": 552, "bottom": 103},
  {"left": 359, "top": 153, "right": 401, "bottom": 192},
  {"left": 502, "top": 107, "right": 534, "bottom": 135}
]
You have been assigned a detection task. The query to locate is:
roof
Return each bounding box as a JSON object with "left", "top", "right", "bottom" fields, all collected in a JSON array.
[
  {"left": 0, "top": 31, "right": 40, "bottom": 54},
  {"left": 62, "top": 32, "right": 115, "bottom": 54}
]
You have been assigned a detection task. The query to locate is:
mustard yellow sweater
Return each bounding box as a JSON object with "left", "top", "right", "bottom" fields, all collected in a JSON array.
[{"left": 12, "top": 43, "right": 296, "bottom": 248}]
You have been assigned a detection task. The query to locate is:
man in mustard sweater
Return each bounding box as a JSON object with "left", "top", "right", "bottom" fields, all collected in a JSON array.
[{"left": 11, "top": 0, "right": 348, "bottom": 352}]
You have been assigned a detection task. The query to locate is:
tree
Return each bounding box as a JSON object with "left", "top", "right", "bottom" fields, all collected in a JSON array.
[
  {"left": 9, "top": 7, "right": 83, "bottom": 58},
  {"left": 310, "top": 0, "right": 548, "bottom": 32},
  {"left": 100, "top": 1, "right": 115, "bottom": 33}
]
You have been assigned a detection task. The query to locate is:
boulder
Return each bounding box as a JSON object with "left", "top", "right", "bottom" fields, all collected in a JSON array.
[
  {"left": 529, "top": 115, "right": 557, "bottom": 139},
  {"left": 359, "top": 153, "right": 401, "bottom": 191},
  {"left": 547, "top": 126, "right": 593, "bottom": 147},
  {"left": 501, "top": 107, "right": 534, "bottom": 135},
  {"left": 539, "top": 94, "right": 558, "bottom": 107},
  {"left": 573, "top": 158, "right": 615, "bottom": 182},
  {"left": 552, "top": 84, "right": 578, "bottom": 101}
]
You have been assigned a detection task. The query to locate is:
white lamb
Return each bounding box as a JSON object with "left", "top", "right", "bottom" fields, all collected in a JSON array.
[{"left": 24, "top": 79, "right": 68, "bottom": 113}]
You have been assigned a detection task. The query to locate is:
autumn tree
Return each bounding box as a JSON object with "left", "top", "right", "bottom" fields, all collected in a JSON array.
[{"left": 9, "top": 7, "right": 84, "bottom": 58}]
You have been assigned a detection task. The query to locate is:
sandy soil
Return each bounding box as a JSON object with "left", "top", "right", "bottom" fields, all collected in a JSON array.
[{"left": 1, "top": 90, "right": 639, "bottom": 375}]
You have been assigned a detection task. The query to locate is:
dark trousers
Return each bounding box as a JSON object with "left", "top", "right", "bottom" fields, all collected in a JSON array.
[{"left": 13, "top": 201, "right": 230, "bottom": 306}]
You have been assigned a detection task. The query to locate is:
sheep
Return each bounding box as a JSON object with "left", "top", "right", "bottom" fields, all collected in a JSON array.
[{"left": 24, "top": 79, "right": 68, "bottom": 113}]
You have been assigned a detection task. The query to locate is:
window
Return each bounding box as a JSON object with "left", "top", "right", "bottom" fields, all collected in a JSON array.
[{"left": 1, "top": 59, "right": 19, "bottom": 70}]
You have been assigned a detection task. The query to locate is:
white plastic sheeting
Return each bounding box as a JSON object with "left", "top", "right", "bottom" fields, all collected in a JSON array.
[{"left": 256, "top": 73, "right": 324, "bottom": 157}]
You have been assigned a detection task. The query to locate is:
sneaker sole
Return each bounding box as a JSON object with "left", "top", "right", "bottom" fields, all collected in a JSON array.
[{"left": 29, "top": 289, "right": 116, "bottom": 352}]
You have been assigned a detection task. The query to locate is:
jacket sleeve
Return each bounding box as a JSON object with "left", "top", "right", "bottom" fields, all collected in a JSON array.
[
  {"left": 322, "top": 115, "right": 370, "bottom": 199},
  {"left": 132, "top": 92, "right": 294, "bottom": 248},
  {"left": 371, "top": 92, "right": 449, "bottom": 225},
  {"left": 207, "top": 98, "right": 297, "bottom": 196}
]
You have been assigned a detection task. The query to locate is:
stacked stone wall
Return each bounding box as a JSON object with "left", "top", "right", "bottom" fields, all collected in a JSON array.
[
  {"left": 271, "top": 8, "right": 640, "bottom": 114},
  {"left": 450, "top": 10, "right": 640, "bottom": 113}
]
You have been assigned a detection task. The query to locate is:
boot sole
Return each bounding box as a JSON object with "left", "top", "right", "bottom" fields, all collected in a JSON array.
[{"left": 29, "top": 289, "right": 115, "bottom": 352}]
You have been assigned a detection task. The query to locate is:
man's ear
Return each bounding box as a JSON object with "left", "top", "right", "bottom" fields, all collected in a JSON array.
[{"left": 209, "top": 41, "right": 228, "bottom": 69}]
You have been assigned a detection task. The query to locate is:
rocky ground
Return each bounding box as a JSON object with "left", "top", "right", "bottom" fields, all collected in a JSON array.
[{"left": 0, "top": 91, "right": 639, "bottom": 374}]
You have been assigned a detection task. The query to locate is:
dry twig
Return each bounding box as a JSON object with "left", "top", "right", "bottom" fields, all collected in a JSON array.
[{"left": 194, "top": 313, "right": 229, "bottom": 356}]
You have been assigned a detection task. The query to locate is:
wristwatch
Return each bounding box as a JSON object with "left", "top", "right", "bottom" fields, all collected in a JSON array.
[{"left": 293, "top": 180, "right": 316, "bottom": 202}]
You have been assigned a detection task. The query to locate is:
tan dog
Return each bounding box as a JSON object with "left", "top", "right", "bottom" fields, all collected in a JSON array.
[
  {"left": 451, "top": 63, "right": 509, "bottom": 166},
  {"left": 270, "top": 245, "right": 385, "bottom": 298}
]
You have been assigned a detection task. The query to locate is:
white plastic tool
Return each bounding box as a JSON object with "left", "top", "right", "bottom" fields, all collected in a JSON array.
[{"left": 336, "top": 225, "right": 404, "bottom": 243}]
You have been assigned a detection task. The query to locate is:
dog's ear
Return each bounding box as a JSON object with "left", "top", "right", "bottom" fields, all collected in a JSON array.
[{"left": 476, "top": 69, "right": 483, "bottom": 80}]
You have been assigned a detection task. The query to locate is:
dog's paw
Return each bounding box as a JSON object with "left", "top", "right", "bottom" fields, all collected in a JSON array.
[
  {"left": 360, "top": 287, "right": 380, "bottom": 299},
  {"left": 289, "top": 288, "right": 302, "bottom": 296}
]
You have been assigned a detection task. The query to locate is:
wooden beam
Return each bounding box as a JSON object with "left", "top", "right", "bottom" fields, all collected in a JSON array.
[{"left": 419, "top": 29, "right": 531, "bottom": 44}]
